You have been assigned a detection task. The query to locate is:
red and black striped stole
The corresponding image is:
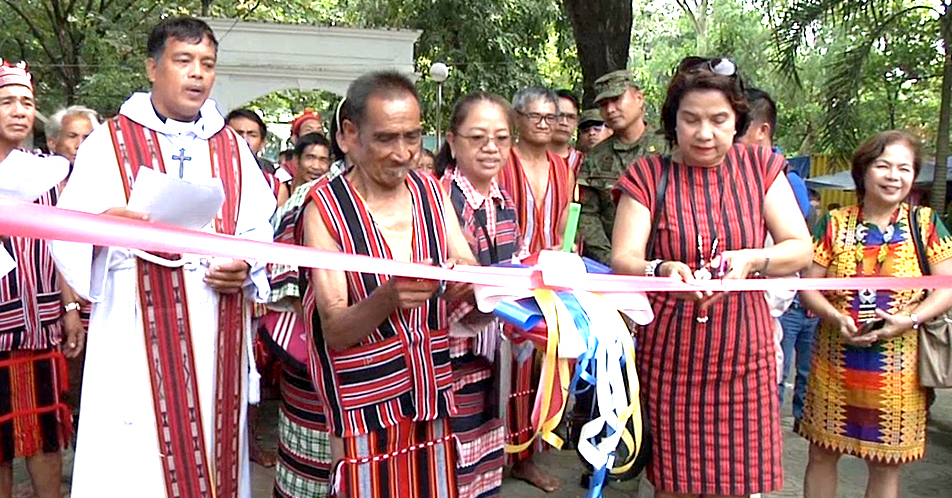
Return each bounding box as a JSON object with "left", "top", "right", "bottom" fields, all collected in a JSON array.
[
  {"left": 107, "top": 115, "right": 245, "bottom": 498},
  {"left": 498, "top": 149, "right": 572, "bottom": 253},
  {"left": 261, "top": 169, "right": 281, "bottom": 198},
  {"left": 300, "top": 170, "right": 456, "bottom": 438}
]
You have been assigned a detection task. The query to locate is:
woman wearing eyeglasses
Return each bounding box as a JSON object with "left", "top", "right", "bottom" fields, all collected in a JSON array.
[
  {"left": 435, "top": 91, "right": 522, "bottom": 498},
  {"left": 611, "top": 57, "right": 814, "bottom": 497}
]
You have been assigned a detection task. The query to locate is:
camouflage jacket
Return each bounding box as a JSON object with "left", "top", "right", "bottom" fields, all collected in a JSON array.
[{"left": 576, "top": 127, "right": 666, "bottom": 265}]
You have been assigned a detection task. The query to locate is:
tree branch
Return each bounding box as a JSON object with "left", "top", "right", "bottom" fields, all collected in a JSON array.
[{"left": 0, "top": 0, "right": 63, "bottom": 67}]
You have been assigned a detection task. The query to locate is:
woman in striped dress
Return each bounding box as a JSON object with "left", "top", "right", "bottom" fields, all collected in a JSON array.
[
  {"left": 611, "top": 57, "right": 814, "bottom": 497},
  {"left": 435, "top": 92, "right": 521, "bottom": 498}
]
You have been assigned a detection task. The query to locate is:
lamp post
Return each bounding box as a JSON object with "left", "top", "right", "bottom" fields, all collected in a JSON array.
[{"left": 429, "top": 62, "right": 449, "bottom": 148}]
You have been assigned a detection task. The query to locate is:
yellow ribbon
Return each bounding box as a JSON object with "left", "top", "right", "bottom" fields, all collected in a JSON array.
[
  {"left": 504, "top": 289, "right": 571, "bottom": 453},
  {"left": 502, "top": 289, "right": 644, "bottom": 473}
]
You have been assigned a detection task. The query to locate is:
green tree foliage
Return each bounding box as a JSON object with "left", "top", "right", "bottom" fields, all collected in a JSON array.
[
  {"left": 776, "top": 0, "right": 951, "bottom": 210},
  {"left": 0, "top": 0, "right": 169, "bottom": 116},
  {"left": 0, "top": 0, "right": 944, "bottom": 179}
]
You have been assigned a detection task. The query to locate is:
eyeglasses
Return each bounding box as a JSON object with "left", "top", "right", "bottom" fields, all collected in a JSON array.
[
  {"left": 557, "top": 113, "right": 578, "bottom": 123},
  {"left": 457, "top": 134, "right": 513, "bottom": 148},
  {"left": 677, "top": 57, "right": 737, "bottom": 77},
  {"left": 517, "top": 111, "right": 558, "bottom": 125}
]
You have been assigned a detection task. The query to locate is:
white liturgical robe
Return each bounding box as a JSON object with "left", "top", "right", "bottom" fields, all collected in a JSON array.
[{"left": 52, "top": 92, "right": 276, "bottom": 498}]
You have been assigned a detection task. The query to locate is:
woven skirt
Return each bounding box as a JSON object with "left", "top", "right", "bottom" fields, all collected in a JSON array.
[
  {"left": 451, "top": 354, "right": 504, "bottom": 498},
  {"left": 0, "top": 348, "right": 72, "bottom": 464},
  {"left": 332, "top": 418, "right": 458, "bottom": 498},
  {"left": 797, "top": 323, "right": 926, "bottom": 463},
  {"left": 274, "top": 363, "right": 331, "bottom": 498},
  {"left": 507, "top": 341, "right": 538, "bottom": 464}
]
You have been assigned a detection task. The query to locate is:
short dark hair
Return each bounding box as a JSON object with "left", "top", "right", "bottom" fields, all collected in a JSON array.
[
  {"left": 809, "top": 188, "right": 820, "bottom": 201},
  {"left": 225, "top": 108, "right": 267, "bottom": 138},
  {"left": 661, "top": 56, "right": 750, "bottom": 146},
  {"left": 851, "top": 130, "right": 922, "bottom": 201},
  {"left": 746, "top": 87, "right": 777, "bottom": 141},
  {"left": 147, "top": 17, "right": 218, "bottom": 60},
  {"left": 294, "top": 132, "right": 331, "bottom": 161},
  {"left": 294, "top": 133, "right": 330, "bottom": 161},
  {"left": 346, "top": 70, "right": 419, "bottom": 128},
  {"left": 280, "top": 149, "right": 295, "bottom": 162},
  {"left": 555, "top": 89, "right": 579, "bottom": 114},
  {"left": 435, "top": 92, "right": 515, "bottom": 177}
]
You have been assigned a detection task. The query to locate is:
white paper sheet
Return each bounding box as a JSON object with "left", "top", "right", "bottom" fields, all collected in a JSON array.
[
  {"left": 0, "top": 150, "right": 69, "bottom": 202},
  {"left": 0, "top": 246, "right": 14, "bottom": 276},
  {"left": 127, "top": 168, "right": 225, "bottom": 230}
]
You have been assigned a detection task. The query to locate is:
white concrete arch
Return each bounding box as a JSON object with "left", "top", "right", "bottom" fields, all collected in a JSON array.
[{"left": 204, "top": 18, "right": 421, "bottom": 113}]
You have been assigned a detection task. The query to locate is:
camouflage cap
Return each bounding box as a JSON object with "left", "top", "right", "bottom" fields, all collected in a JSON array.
[
  {"left": 593, "top": 69, "right": 637, "bottom": 104},
  {"left": 578, "top": 109, "right": 604, "bottom": 128}
]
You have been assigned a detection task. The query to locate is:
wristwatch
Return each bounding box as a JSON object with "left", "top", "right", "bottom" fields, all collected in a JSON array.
[
  {"left": 910, "top": 313, "right": 920, "bottom": 330},
  {"left": 64, "top": 302, "right": 81, "bottom": 314},
  {"left": 645, "top": 259, "right": 664, "bottom": 277}
]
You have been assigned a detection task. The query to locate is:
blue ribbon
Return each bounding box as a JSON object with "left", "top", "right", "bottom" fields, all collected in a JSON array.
[
  {"left": 558, "top": 292, "right": 598, "bottom": 395},
  {"left": 493, "top": 297, "right": 543, "bottom": 331}
]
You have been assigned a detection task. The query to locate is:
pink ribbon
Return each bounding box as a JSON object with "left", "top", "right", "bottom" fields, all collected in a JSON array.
[{"left": 3, "top": 197, "right": 952, "bottom": 293}]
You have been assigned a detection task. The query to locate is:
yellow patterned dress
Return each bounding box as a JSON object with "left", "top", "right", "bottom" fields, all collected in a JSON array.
[{"left": 797, "top": 203, "right": 952, "bottom": 463}]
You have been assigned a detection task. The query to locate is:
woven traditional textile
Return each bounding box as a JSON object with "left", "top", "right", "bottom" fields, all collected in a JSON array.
[
  {"left": 614, "top": 144, "right": 786, "bottom": 495},
  {"left": 451, "top": 356, "right": 504, "bottom": 498},
  {"left": 0, "top": 181, "right": 62, "bottom": 352},
  {"left": 333, "top": 418, "right": 458, "bottom": 498},
  {"left": 797, "top": 203, "right": 952, "bottom": 463},
  {"left": 497, "top": 149, "right": 571, "bottom": 254},
  {"left": 0, "top": 348, "right": 72, "bottom": 464},
  {"left": 302, "top": 171, "right": 455, "bottom": 439},
  {"left": 274, "top": 363, "right": 331, "bottom": 498}
]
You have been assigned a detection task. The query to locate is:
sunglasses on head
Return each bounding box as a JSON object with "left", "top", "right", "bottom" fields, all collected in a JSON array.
[{"left": 677, "top": 57, "right": 737, "bottom": 77}]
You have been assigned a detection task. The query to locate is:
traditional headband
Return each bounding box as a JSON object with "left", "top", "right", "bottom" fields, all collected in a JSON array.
[
  {"left": 0, "top": 59, "right": 33, "bottom": 92},
  {"left": 291, "top": 108, "right": 322, "bottom": 136}
]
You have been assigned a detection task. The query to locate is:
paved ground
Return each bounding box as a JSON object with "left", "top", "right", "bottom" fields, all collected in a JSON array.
[{"left": 13, "top": 389, "right": 952, "bottom": 497}]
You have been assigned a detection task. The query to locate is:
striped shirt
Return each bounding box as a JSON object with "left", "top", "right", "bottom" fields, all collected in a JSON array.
[
  {"left": 0, "top": 185, "right": 62, "bottom": 351},
  {"left": 302, "top": 170, "right": 456, "bottom": 438}
]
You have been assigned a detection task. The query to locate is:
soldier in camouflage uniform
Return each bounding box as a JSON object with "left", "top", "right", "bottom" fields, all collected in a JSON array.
[
  {"left": 576, "top": 108, "right": 612, "bottom": 153},
  {"left": 577, "top": 70, "right": 666, "bottom": 265}
]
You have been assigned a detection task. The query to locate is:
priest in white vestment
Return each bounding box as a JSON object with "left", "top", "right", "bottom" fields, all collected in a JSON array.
[{"left": 51, "top": 17, "right": 275, "bottom": 498}]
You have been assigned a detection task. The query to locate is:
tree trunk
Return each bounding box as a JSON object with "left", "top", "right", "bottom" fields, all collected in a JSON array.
[
  {"left": 930, "top": 10, "right": 952, "bottom": 213},
  {"left": 564, "top": 0, "right": 633, "bottom": 109}
]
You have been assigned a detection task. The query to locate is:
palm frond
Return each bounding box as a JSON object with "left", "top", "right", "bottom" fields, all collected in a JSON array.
[
  {"left": 774, "top": 0, "right": 891, "bottom": 88},
  {"left": 815, "top": 5, "right": 931, "bottom": 153}
]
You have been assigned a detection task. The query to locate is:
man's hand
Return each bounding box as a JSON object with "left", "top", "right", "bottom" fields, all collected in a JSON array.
[
  {"left": 204, "top": 259, "right": 250, "bottom": 294},
  {"left": 62, "top": 311, "right": 86, "bottom": 358},
  {"left": 102, "top": 207, "right": 150, "bottom": 221},
  {"left": 441, "top": 258, "right": 473, "bottom": 303},
  {"left": 384, "top": 276, "right": 440, "bottom": 310}
]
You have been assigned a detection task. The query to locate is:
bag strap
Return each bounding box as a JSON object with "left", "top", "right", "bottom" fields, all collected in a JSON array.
[
  {"left": 645, "top": 155, "right": 671, "bottom": 258},
  {"left": 909, "top": 205, "right": 932, "bottom": 276}
]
